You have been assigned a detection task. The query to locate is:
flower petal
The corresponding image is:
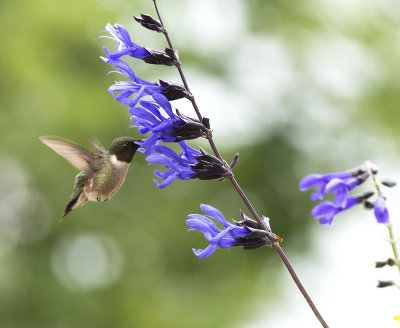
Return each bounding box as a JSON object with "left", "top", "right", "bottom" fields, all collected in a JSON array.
[
  {"left": 192, "top": 245, "right": 218, "bottom": 259},
  {"left": 299, "top": 174, "right": 322, "bottom": 190},
  {"left": 200, "top": 204, "right": 228, "bottom": 227}
]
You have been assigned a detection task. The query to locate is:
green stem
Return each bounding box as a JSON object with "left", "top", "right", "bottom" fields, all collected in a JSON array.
[
  {"left": 386, "top": 223, "right": 400, "bottom": 273},
  {"left": 366, "top": 161, "right": 400, "bottom": 274}
]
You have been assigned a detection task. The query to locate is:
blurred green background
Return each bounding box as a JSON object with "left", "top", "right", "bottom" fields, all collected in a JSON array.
[{"left": 1, "top": 0, "right": 400, "bottom": 327}]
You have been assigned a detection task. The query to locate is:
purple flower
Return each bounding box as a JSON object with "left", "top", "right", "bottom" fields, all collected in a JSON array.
[
  {"left": 324, "top": 177, "right": 360, "bottom": 207},
  {"left": 299, "top": 172, "right": 353, "bottom": 201},
  {"left": 186, "top": 204, "right": 251, "bottom": 259},
  {"left": 311, "top": 197, "right": 359, "bottom": 225},
  {"left": 145, "top": 141, "right": 199, "bottom": 189},
  {"left": 131, "top": 94, "right": 207, "bottom": 154},
  {"left": 101, "top": 23, "right": 150, "bottom": 61},
  {"left": 101, "top": 23, "right": 178, "bottom": 67},
  {"left": 102, "top": 57, "right": 164, "bottom": 108},
  {"left": 373, "top": 196, "right": 389, "bottom": 224}
]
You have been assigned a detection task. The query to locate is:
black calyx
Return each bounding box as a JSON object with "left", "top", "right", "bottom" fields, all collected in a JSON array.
[
  {"left": 191, "top": 149, "right": 232, "bottom": 180},
  {"left": 143, "top": 48, "right": 179, "bottom": 66},
  {"left": 160, "top": 80, "right": 192, "bottom": 101},
  {"left": 134, "top": 14, "right": 164, "bottom": 33}
]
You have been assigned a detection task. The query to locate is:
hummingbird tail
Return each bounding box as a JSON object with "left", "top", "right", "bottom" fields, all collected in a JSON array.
[{"left": 59, "top": 202, "right": 75, "bottom": 221}]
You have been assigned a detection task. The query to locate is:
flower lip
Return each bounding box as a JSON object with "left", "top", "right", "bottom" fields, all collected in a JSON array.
[
  {"left": 186, "top": 204, "right": 252, "bottom": 259},
  {"left": 299, "top": 172, "right": 350, "bottom": 191},
  {"left": 145, "top": 141, "right": 199, "bottom": 189},
  {"left": 311, "top": 197, "right": 359, "bottom": 225}
]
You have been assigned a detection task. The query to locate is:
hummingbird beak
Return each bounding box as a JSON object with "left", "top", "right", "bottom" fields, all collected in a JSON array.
[{"left": 135, "top": 139, "right": 146, "bottom": 144}]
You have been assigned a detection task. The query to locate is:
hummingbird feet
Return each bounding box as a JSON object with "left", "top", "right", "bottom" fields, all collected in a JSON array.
[{"left": 96, "top": 197, "right": 109, "bottom": 202}]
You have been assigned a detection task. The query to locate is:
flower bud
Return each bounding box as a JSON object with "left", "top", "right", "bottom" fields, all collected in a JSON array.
[{"left": 134, "top": 14, "right": 164, "bottom": 32}]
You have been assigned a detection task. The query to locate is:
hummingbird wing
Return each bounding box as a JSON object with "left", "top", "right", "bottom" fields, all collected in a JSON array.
[
  {"left": 39, "top": 136, "right": 98, "bottom": 177},
  {"left": 89, "top": 137, "right": 107, "bottom": 154}
]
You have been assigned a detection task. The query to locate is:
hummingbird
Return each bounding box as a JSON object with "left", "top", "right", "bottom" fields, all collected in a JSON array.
[{"left": 39, "top": 136, "right": 142, "bottom": 220}]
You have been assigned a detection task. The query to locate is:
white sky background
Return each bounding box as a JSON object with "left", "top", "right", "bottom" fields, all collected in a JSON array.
[{"left": 160, "top": 0, "right": 400, "bottom": 327}]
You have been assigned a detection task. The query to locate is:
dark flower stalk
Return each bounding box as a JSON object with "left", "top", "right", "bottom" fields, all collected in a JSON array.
[
  {"left": 101, "top": 3, "right": 329, "bottom": 326},
  {"left": 151, "top": 1, "right": 329, "bottom": 327}
]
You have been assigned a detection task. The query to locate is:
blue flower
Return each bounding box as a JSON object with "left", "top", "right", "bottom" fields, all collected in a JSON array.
[
  {"left": 102, "top": 57, "right": 164, "bottom": 108},
  {"left": 101, "top": 23, "right": 150, "bottom": 60},
  {"left": 311, "top": 197, "right": 359, "bottom": 225},
  {"left": 373, "top": 196, "right": 389, "bottom": 224},
  {"left": 299, "top": 171, "right": 355, "bottom": 202},
  {"left": 130, "top": 94, "right": 207, "bottom": 154},
  {"left": 101, "top": 23, "right": 178, "bottom": 67},
  {"left": 186, "top": 204, "right": 251, "bottom": 259},
  {"left": 324, "top": 176, "right": 360, "bottom": 207},
  {"left": 145, "top": 141, "right": 199, "bottom": 189}
]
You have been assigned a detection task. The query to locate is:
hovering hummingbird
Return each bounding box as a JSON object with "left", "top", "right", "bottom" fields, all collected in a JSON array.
[{"left": 39, "top": 136, "right": 142, "bottom": 220}]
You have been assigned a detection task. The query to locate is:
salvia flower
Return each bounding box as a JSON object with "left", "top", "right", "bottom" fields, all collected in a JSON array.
[
  {"left": 373, "top": 196, "right": 389, "bottom": 224},
  {"left": 146, "top": 142, "right": 233, "bottom": 188},
  {"left": 130, "top": 93, "right": 209, "bottom": 154},
  {"left": 145, "top": 142, "right": 199, "bottom": 189},
  {"left": 311, "top": 197, "right": 359, "bottom": 225},
  {"left": 101, "top": 23, "right": 178, "bottom": 66},
  {"left": 102, "top": 57, "right": 164, "bottom": 108},
  {"left": 186, "top": 204, "right": 252, "bottom": 259},
  {"left": 299, "top": 171, "right": 362, "bottom": 202},
  {"left": 101, "top": 23, "right": 150, "bottom": 60},
  {"left": 102, "top": 55, "right": 191, "bottom": 107}
]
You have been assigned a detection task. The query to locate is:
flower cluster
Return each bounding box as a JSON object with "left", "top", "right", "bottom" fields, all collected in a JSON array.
[
  {"left": 299, "top": 163, "right": 393, "bottom": 225},
  {"left": 187, "top": 204, "right": 277, "bottom": 259},
  {"left": 101, "top": 17, "right": 278, "bottom": 259},
  {"left": 101, "top": 22, "right": 220, "bottom": 188}
]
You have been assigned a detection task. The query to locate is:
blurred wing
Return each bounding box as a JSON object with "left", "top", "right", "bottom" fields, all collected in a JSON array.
[
  {"left": 39, "top": 136, "right": 96, "bottom": 176},
  {"left": 89, "top": 137, "right": 106, "bottom": 154}
]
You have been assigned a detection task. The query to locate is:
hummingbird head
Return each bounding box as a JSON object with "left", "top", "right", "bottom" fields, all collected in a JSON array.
[{"left": 109, "top": 137, "right": 143, "bottom": 163}]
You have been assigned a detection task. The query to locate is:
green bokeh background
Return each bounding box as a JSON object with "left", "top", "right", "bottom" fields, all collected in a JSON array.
[{"left": 0, "top": 0, "right": 399, "bottom": 327}]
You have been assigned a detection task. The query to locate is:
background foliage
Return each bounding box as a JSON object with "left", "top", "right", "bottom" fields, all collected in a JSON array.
[{"left": 0, "top": 0, "right": 399, "bottom": 327}]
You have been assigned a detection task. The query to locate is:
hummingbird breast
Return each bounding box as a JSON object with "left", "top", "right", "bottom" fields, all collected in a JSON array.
[{"left": 85, "top": 156, "right": 130, "bottom": 202}]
